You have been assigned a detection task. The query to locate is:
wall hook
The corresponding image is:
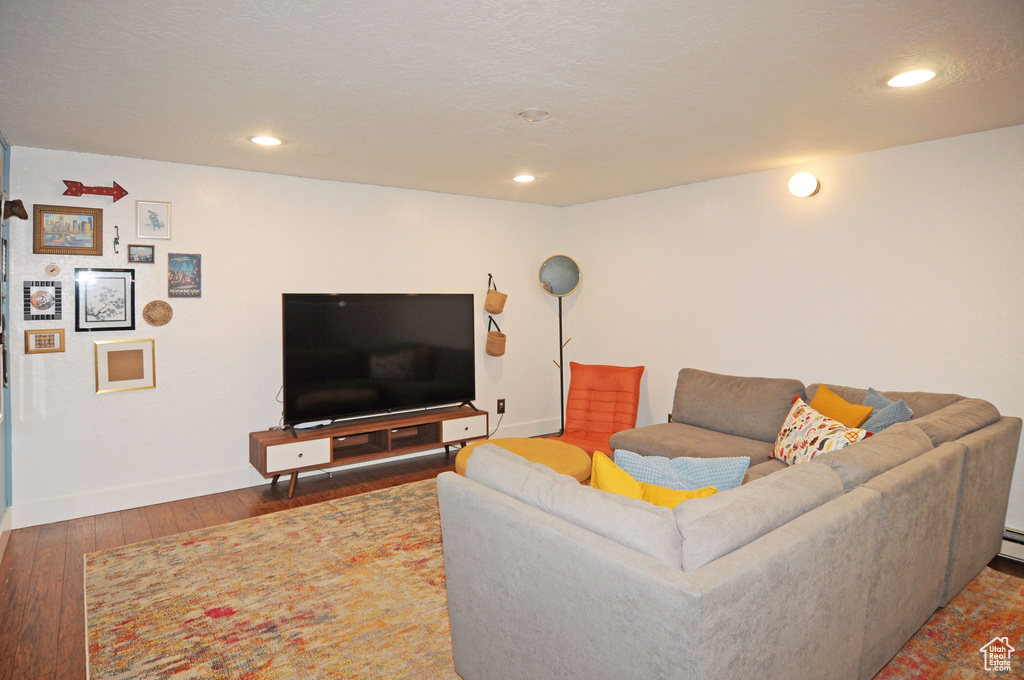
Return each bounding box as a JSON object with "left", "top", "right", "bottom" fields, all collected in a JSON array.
[{"left": 113, "top": 225, "right": 120, "bottom": 254}]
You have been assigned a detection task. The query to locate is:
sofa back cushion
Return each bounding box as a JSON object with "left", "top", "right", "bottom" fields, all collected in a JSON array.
[
  {"left": 672, "top": 368, "right": 805, "bottom": 443},
  {"left": 809, "top": 422, "right": 934, "bottom": 492},
  {"left": 805, "top": 384, "right": 964, "bottom": 419},
  {"left": 673, "top": 462, "right": 843, "bottom": 572},
  {"left": 465, "top": 444, "right": 684, "bottom": 567},
  {"left": 910, "top": 398, "right": 1001, "bottom": 446}
]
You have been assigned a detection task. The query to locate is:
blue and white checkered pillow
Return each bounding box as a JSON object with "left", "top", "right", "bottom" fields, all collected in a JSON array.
[
  {"left": 861, "top": 387, "right": 914, "bottom": 434},
  {"left": 613, "top": 450, "right": 750, "bottom": 491}
]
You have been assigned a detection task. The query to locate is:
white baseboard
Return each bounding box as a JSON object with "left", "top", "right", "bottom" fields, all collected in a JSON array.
[
  {"left": 1000, "top": 528, "right": 1024, "bottom": 562},
  {"left": 9, "top": 419, "right": 560, "bottom": 529},
  {"left": 0, "top": 506, "right": 13, "bottom": 563},
  {"left": 11, "top": 466, "right": 264, "bottom": 529}
]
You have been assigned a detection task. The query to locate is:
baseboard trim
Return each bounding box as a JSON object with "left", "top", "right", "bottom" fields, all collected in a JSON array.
[
  {"left": 0, "top": 506, "right": 13, "bottom": 563},
  {"left": 1001, "top": 528, "right": 1024, "bottom": 563},
  {"left": 9, "top": 419, "right": 559, "bottom": 529},
  {"left": 11, "top": 466, "right": 265, "bottom": 529}
]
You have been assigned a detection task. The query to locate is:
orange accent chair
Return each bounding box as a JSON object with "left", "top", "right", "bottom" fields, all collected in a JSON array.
[{"left": 548, "top": 362, "right": 644, "bottom": 457}]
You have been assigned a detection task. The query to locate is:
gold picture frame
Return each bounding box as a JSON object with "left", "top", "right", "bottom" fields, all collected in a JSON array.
[
  {"left": 33, "top": 204, "right": 103, "bottom": 256},
  {"left": 25, "top": 328, "right": 65, "bottom": 354},
  {"left": 94, "top": 338, "right": 155, "bottom": 394}
]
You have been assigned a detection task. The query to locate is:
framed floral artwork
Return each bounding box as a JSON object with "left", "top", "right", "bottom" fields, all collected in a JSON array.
[{"left": 75, "top": 268, "right": 136, "bottom": 332}]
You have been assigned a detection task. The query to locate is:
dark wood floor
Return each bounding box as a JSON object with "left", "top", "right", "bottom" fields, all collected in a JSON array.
[
  {"left": 0, "top": 452, "right": 456, "bottom": 680},
  {"left": 0, "top": 452, "right": 1021, "bottom": 680}
]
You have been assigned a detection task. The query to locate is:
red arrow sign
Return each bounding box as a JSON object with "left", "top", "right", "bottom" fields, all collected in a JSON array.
[{"left": 63, "top": 180, "right": 129, "bottom": 202}]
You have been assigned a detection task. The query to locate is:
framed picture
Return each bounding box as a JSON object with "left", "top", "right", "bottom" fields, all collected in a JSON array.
[
  {"left": 75, "top": 268, "right": 136, "bottom": 332},
  {"left": 136, "top": 201, "right": 171, "bottom": 239},
  {"left": 95, "top": 339, "right": 155, "bottom": 393},
  {"left": 128, "top": 244, "right": 155, "bottom": 263},
  {"left": 168, "top": 253, "right": 201, "bottom": 298},
  {"left": 23, "top": 280, "right": 62, "bottom": 320},
  {"left": 33, "top": 204, "right": 103, "bottom": 256},
  {"left": 25, "top": 328, "right": 65, "bottom": 354}
]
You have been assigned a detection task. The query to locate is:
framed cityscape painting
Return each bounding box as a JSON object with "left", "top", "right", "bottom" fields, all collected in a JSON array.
[{"left": 33, "top": 204, "right": 103, "bottom": 256}]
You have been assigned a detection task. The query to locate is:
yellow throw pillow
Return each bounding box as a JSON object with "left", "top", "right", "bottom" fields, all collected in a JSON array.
[
  {"left": 640, "top": 482, "right": 717, "bottom": 508},
  {"left": 591, "top": 452, "right": 642, "bottom": 499},
  {"left": 809, "top": 385, "right": 873, "bottom": 428},
  {"left": 592, "top": 452, "right": 717, "bottom": 508}
]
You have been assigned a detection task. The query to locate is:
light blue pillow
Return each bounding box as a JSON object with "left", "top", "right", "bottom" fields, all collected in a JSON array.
[
  {"left": 861, "top": 387, "right": 914, "bottom": 433},
  {"left": 613, "top": 450, "right": 750, "bottom": 491}
]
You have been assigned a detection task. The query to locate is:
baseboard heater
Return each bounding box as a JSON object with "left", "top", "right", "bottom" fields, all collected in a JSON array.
[{"left": 1001, "top": 528, "right": 1024, "bottom": 563}]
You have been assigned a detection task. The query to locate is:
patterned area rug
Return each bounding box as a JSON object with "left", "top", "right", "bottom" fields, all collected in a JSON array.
[
  {"left": 875, "top": 566, "right": 1024, "bottom": 679},
  {"left": 87, "top": 479, "right": 1023, "bottom": 679},
  {"left": 85, "top": 479, "right": 458, "bottom": 679}
]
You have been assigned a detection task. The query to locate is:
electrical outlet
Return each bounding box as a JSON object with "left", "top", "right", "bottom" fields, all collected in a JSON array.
[{"left": 497, "top": 398, "right": 506, "bottom": 414}]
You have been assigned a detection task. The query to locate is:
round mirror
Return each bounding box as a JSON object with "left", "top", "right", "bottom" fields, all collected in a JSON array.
[{"left": 539, "top": 255, "right": 581, "bottom": 297}]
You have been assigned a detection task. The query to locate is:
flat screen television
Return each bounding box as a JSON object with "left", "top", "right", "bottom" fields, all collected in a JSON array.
[{"left": 282, "top": 293, "right": 476, "bottom": 427}]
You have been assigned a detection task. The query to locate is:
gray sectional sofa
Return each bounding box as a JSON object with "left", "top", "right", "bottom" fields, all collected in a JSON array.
[{"left": 436, "top": 368, "right": 1021, "bottom": 680}]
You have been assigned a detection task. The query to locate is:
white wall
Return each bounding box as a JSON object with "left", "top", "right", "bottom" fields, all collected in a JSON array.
[
  {"left": 9, "top": 148, "right": 564, "bottom": 526},
  {"left": 560, "top": 124, "right": 1024, "bottom": 530},
  {"left": 9, "top": 124, "right": 1024, "bottom": 530}
]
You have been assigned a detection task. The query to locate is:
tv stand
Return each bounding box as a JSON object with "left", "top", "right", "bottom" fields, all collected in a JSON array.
[{"left": 249, "top": 405, "right": 488, "bottom": 498}]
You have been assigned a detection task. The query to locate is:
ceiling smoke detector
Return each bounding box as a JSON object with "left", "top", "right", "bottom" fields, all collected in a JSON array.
[{"left": 517, "top": 108, "right": 550, "bottom": 123}]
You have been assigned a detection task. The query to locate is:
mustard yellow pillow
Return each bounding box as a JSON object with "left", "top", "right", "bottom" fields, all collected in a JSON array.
[
  {"left": 809, "top": 385, "right": 873, "bottom": 428},
  {"left": 591, "top": 452, "right": 642, "bottom": 499},
  {"left": 592, "top": 452, "right": 717, "bottom": 508},
  {"left": 640, "top": 482, "right": 717, "bottom": 507}
]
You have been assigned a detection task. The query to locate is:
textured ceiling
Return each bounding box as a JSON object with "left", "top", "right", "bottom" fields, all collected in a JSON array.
[{"left": 1, "top": 0, "right": 1022, "bottom": 206}]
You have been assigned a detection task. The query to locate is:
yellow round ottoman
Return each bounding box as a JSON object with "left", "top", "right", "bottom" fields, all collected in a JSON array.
[{"left": 455, "top": 437, "right": 592, "bottom": 482}]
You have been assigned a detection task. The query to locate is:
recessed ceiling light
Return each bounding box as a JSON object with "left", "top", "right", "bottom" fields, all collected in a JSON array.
[
  {"left": 887, "top": 70, "right": 936, "bottom": 88},
  {"left": 250, "top": 136, "right": 282, "bottom": 146},
  {"left": 513, "top": 175, "right": 535, "bottom": 183},
  {"left": 517, "top": 109, "right": 550, "bottom": 123}
]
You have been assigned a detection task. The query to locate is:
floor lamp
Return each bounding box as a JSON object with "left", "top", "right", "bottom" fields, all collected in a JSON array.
[{"left": 539, "top": 255, "right": 581, "bottom": 435}]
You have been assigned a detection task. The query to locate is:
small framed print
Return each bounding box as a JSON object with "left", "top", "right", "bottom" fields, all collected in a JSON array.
[
  {"left": 33, "top": 204, "right": 103, "bottom": 256},
  {"left": 168, "top": 253, "right": 201, "bottom": 298},
  {"left": 95, "top": 339, "right": 155, "bottom": 393},
  {"left": 128, "top": 244, "right": 155, "bottom": 263},
  {"left": 24, "top": 280, "right": 62, "bottom": 320},
  {"left": 137, "top": 201, "right": 171, "bottom": 239},
  {"left": 75, "top": 268, "right": 136, "bottom": 332},
  {"left": 25, "top": 328, "right": 65, "bottom": 354}
]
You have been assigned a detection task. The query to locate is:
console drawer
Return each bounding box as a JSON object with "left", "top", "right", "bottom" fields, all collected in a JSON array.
[
  {"left": 265, "top": 437, "right": 331, "bottom": 473},
  {"left": 442, "top": 414, "right": 488, "bottom": 443}
]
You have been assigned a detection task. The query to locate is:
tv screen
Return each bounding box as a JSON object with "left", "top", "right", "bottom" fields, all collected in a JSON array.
[{"left": 282, "top": 293, "right": 476, "bottom": 427}]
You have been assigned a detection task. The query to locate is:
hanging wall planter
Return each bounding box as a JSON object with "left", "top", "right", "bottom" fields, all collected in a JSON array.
[
  {"left": 485, "top": 316, "right": 506, "bottom": 357},
  {"left": 484, "top": 273, "right": 507, "bottom": 314}
]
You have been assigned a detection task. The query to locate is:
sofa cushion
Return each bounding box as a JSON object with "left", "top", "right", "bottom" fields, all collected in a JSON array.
[
  {"left": 809, "top": 422, "right": 935, "bottom": 492},
  {"left": 910, "top": 398, "right": 1000, "bottom": 446},
  {"left": 613, "top": 449, "right": 749, "bottom": 491},
  {"left": 610, "top": 422, "right": 774, "bottom": 464},
  {"left": 861, "top": 387, "right": 914, "bottom": 433},
  {"left": 671, "top": 368, "right": 805, "bottom": 443},
  {"left": 673, "top": 462, "right": 844, "bottom": 572},
  {"left": 743, "top": 458, "right": 787, "bottom": 482},
  {"left": 808, "top": 385, "right": 873, "bottom": 428},
  {"left": 591, "top": 452, "right": 716, "bottom": 508},
  {"left": 806, "top": 384, "right": 963, "bottom": 419},
  {"left": 773, "top": 398, "right": 871, "bottom": 465},
  {"left": 465, "top": 444, "right": 684, "bottom": 567}
]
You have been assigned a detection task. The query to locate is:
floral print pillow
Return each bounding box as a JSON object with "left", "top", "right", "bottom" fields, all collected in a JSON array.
[{"left": 773, "top": 398, "right": 871, "bottom": 465}]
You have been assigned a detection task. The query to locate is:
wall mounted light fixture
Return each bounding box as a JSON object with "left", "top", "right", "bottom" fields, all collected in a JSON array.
[{"left": 789, "top": 172, "right": 820, "bottom": 197}]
